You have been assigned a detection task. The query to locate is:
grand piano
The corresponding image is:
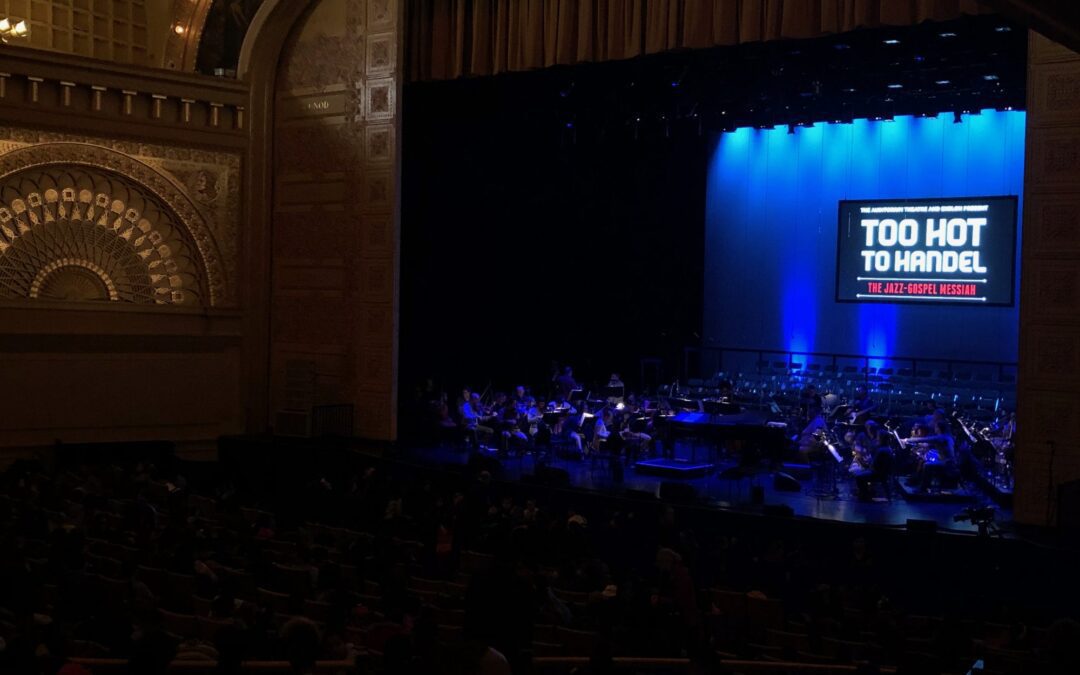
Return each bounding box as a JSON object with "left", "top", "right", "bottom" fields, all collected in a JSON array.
[{"left": 662, "top": 406, "right": 790, "bottom": 461}]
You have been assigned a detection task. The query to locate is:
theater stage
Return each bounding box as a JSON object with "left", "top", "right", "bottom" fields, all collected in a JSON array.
[{"left": 403, "top": 442, "right": 1009, "bottom": 536}]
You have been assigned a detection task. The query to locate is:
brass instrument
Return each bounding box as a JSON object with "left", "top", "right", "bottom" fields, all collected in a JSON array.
[{"left": 849, "top": 439, "right": 873, "bottom": 474}]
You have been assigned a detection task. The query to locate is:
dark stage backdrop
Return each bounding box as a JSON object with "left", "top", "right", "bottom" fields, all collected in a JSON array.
[
  {"left": 703, "top": 110, "right": 1025, "bottom": 366},
  {"left": 401, "top": 76, "right": 705, "bottom": 407}
]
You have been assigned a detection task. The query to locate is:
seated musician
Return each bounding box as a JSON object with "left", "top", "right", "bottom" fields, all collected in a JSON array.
[
  {"left": 606, "top": 373, "right": 626, "bottom": 405},
  {"left": 850, "top": 420, "right": 894, "bottom": 501},
  {"left": 903, "top": 420, "right": 958, "bottom": 492},
  {"left": 565, "top": 407, "right": 587, "bottom": 457},
  {"left": 857, "top": 419, "right": 889, "bottom": 450},
  {"left": 796, "top": 404, "right": 827, "bottom": 462},
  {"left": 497, "top": 396, "right": 529, "bottom": 452},
  {"left": 1002, "top": 411, "right": 1016, "bottom": 441},
  {"left": 619, "top": 409, "right": 653, "bottom": 460},
  {"left": 524, "top": 397, "right": 543, "bottom": 439},
  {"left": 461, "top": 393, "right": 495, "bottom": 448},
  {"left": 433, "top": 392, "right": 458, "bottom": 427},
  {"left": 590, "top": 409, "right": 613, "bottom": 454},
  {"left": 849, "top": 386, "right": 877, "bottom": 424},
  {"left": 513, "top": 385, "right": 529, "bottom": 405}
]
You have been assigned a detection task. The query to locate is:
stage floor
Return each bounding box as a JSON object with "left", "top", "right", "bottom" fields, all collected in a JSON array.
[{"left": 404, "top": 442, "right": 1011, "bottom": 536}]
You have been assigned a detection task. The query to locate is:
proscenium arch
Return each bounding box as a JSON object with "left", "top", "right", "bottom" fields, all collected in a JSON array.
[
  {"left": 233, "top": 0, "right": 325, "bottom": 433},
  {"left": 0, "top": 143, "right": 227, "bottom": 306},
  {"left": 237, "top": 0, "right": 320, "bottom": 81}
]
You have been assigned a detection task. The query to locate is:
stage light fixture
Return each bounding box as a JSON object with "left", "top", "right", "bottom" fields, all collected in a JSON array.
[
  {"left": 936, "top": 79, "right": 951, "bottom": 85},
  {"left": 983, "top": 74, "right": 999, "bottom": 81},
  {"left": 883, "top": 38, "right": 901, "bottom": 45},
  {"left": 939, "top": 31, "right": 958, "bottom": 38},
  {"left": 995, "top": 26, "right": 1012, "bottom": 32},
  {"left": 887, "top": 83, "right": 903, "bottom": 89}
]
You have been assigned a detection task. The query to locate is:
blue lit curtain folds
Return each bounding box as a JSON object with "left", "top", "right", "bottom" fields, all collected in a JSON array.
[{"left": 407, "top": 0, "right": 989, "bottom": 80}]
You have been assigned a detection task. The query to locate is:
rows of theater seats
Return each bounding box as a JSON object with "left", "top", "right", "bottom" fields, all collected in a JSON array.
[
  {"left": 1, "top": 456, "right": 1071, "bottom": 675},
  {"left": 683, "top": 360, "right": 1015, "bottom": 417}
]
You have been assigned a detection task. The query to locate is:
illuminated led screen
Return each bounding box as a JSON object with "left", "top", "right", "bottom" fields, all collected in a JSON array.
[{"left": 835, "top": 196, "right": 1017, "bottom": 305}]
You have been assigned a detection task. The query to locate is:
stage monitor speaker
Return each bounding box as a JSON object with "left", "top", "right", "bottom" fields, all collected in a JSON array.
[
  {"left": 773, "top": 471, "right": 802, "bottom": 492},
  {"left": 533, "top": 465, "right": 570, "bottom": 489},
  {"left": 763, "top": 504, "right": 794, "bottom": 518},
  {"left": 906, "top": 518, "right": 938, "bottom": 535},
  {"left": 659, "top": 481, "right": 697, "bottom": 504}
]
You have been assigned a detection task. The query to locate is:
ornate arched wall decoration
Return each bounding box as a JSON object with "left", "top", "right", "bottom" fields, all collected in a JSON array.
[
  {"left": 0, "top": 144, "right": 226, "bottom": 306},
  {"left": 162, "top": 0, "right": 215, "bottom": 71}
]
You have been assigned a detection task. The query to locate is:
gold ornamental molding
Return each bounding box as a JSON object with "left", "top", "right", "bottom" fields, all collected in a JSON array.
[
  {"left": 0, "top": 45, "right": 248, "bottom": 144},
  {"left": 0, "top": 143, "right": 227, "bottom": 306}
]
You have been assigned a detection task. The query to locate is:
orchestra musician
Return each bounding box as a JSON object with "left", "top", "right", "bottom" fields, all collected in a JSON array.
[
  {"left": 591, "top": 409, "right": 613, "bottom": 453},
  {"left": 799, "top": 383, "right": 820, "bottom": 420},
  {"left": 461, "top": 392, "right": 496, "bottom": 448},
  {"left": 565, "top": 405, "right": 588, "bottom": 457},
  {"left": 901, "top": 419, "right": 959, "bottom": 492},
  {"left": 496, "top": 394, "right": 528, "bottom": 453},
  {"left": 847, "top": 386, "right": 877, "bottom": 425},
  {"left": 606, "top": 373, "right": 626, "bottom": 405},
  {"left": 1002, "top": 411, "right": 1016, "bottom": 441},
  {"left": 850, "top": 420, "right": 894, "bottom": 501},
  {"left": 523, "top": 397, "right": 543, "bottom": 439},
  {"left": 619, "top": 402, "right": 654, "bottom": 461},
  {"left": 555, "top": 366, "right": 578, "bottom": 400},
  {"left": 796, "top": 403, "right": 827, "bottom": 461}
]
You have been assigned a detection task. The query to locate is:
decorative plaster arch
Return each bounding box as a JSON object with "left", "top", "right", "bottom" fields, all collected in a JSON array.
[
  {"left": 0, "top": 143, "right": 227, "bottom": 306},
  {"left": 161, "top": 0, "right": 215, "bottom": 70},
  {"left": 237, "top": 0, "right": 320, "bottom": 81}
]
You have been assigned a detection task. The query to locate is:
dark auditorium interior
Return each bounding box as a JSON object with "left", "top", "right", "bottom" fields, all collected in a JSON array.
[{"left": 4, "top": 2, "right": 1080, "bottom": 674}]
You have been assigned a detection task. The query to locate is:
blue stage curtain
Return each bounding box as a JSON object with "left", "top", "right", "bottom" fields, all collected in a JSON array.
[{"left": 407, "top": 0, "right": 989, "bottom": 81}]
